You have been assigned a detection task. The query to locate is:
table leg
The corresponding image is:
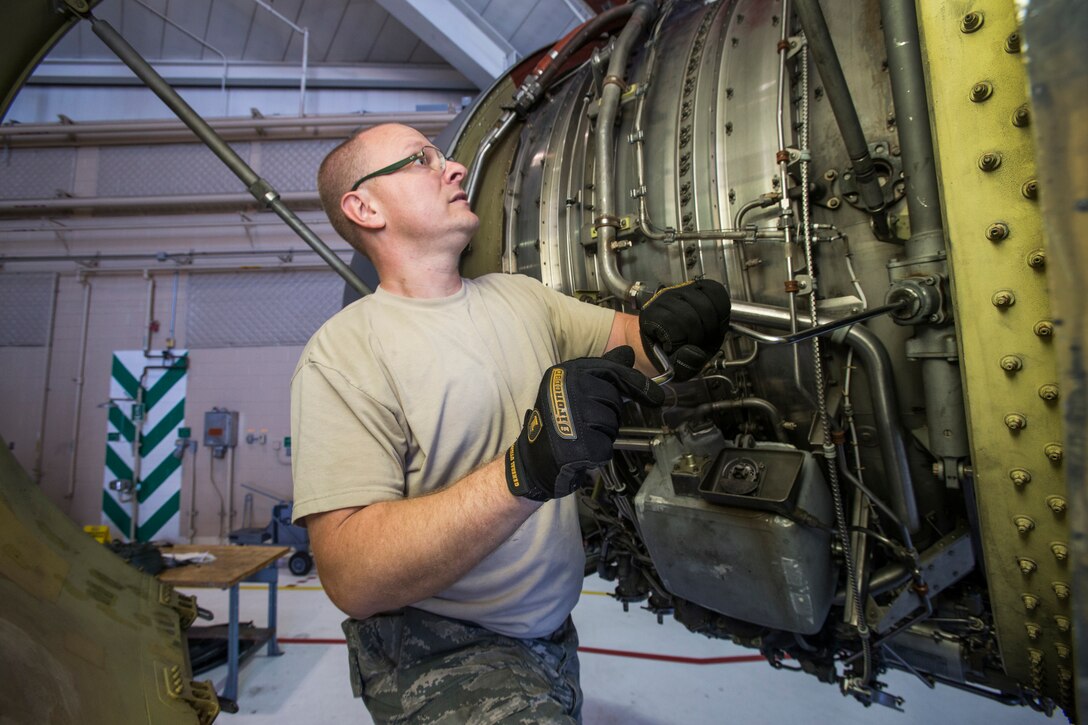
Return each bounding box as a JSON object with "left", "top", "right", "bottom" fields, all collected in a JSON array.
[
  {"left": 267, "top": 563, "right": 282, "bottom": 656},
  {"left": 226, "top": 583, "right": 240, "bottom": 701}
]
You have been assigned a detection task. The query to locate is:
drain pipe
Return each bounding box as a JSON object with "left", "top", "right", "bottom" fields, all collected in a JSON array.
[
  {"left": 67, "top": 8, "right": 369, "bottom": 297},
  {"left": 594, "top": 0, "right": 657, "bottom": 304},
  {"left": 32, "top": 273, "right": 60, "bottom": 486},
  {"left": 64, "top": 275, "right": 92, "bottom": 510},
  {"left": 793, "top": 0, "right": 891, "bottom": 240}
]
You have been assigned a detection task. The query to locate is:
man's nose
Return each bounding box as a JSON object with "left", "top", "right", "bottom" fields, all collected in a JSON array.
[{"left": 444, "top": 159, "right": 468, "bottom": 184}]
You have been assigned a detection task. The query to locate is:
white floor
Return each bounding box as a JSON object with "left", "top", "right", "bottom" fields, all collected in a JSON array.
[{"left": 180, "top": 567, "right": 1053, "bottom": 724}]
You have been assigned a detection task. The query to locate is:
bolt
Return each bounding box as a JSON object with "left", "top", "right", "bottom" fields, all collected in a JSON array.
[
  {"left": 1010, "top": 468, "right": 1032, "bottom": 487},
  {"left": 961, "top": 11, "right": 984, "bottom": 33},
  {"left": 1019, "top": 558, "right": 1038, "bottom": 575},
  {"left": 1052, "top": 543, "right": 1069, "bottom": 561},
  {"left": 970, "top": 81, "right": 994, "bottom": 102},
  {"left": 1004, "top": 413, "right": 1027, "bottom": 431},
  {"left": 1026, "top": 249, "right": 1046, "bottom": 268},
  {"left": 1014, "top": 516, "right": 1035, "bottom": 534},
  {"left": 1022, "top": 593, "right": 1040, "bottom": 611},
  {"left": 1053, "top": 582, "right": 1071, "bottom": 599},
  {"left": 979, "top": 152, "right": 1003, "bottom": 172},
  {"left": 992, "top": 290, "right": 1015, "bottom": 308},
  {"left": 827, "top": 197, "right": 841, "bottom": 209},
  {"left": 1029, "top": 649, "right": 1044, "bottom": 666},
  {"left": 1005, "top": 32, "right": 1021, "bottom": 53},
  {"left": 1055, "top": 616, "right": 1071, "bottom": 633},
  {"left": 824, "top": 169, "right": 837, "bottom": 181},
  {"left": 1045, "top": 443, "right": 1063, "bottom": 463},
  {"left": 1034, "top": 320, "right": 1054, "bottom": 338},
  {"left": 1047, "top": 495, "right": 1067, "bottom": 514},
  {"left": 1026, "top": 623, "right": 1042, "bottom": 640},
  {"left": 1013, "top": 105, "right": 1031, "bottom": 127},
  {"left": 1000, "top": 355, "right": 1023, "bottom": 372},
  {"left": 1038, "top": 383, "right": 1060, "bottom": 401},
  {"left": 1022, "top": 179, "right": 1039, "bottom": 199},
  {"left": 1056, "top": 643, "right": 1071, "bottom": 659},
  {"left": 986, "top": 222, "right": 1010, "bottom": 242}
]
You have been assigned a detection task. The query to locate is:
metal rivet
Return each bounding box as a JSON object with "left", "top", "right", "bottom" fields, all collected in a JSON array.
[
  {"left": 1014, "top": 516, "right": 1035, "bottom": 534},
  {"left": 1000, "top": 355, "right": 1023, "bottom": 372},
  {"left": 979, "top": 152, "right": 1003, "bottom": 172},
  {"left": 1022, "top": 593, "right": 1040, "bottom": 610},
  {"left": 1026, "top": 249, "right": 1046, "bottom": 268},
  {"left": 1010, "top": 468, "right": 1032, "bottom": 487},
  {"left": 1034, "top": 320, "right": 1054, "bottom": 338},
  {"left": 961, "top": 11, "right": 984, "bottom": 32},
  {"left": 1053, "top": 581, "right": 1071, "bottom": 599},
  {"left": 1044, "top": 443, "right": 1063, "bottom": 463},
  {"left": 1028, "top": 649, "right": 1044, "bottom": 666},
  {"left": 1018, "top": 557, "right": 1038, "bottom": 574},
  {"left": 1012, "top": 105, "right": 1031, "bottom": 127},
  {"left": 986, "top": 222, "right": 1010, "bottom": 242},
  {"left": 1047, "top": 495, "right": 1066, "bottom": 514},
  {"left": 992, "top": 290, "right": 1015, "bottom": 308},
  {"left": 1051, "top": 542, "right": 1069, "bottom": 561},
  {"left": 1004, "top": 413, "right": 1027, "bottom": 431},
  {"left": 1025, "top": 623, "right": 1042, "bottom": 640},
  {"left": 1005, "top": 32, "right": 1021, "bottom": 53},
  {"left": 1055, "top": 616, "right": 1071, "bottom": 633},
  {"left": 1056, "top": 643, "right": 1071, "bottom": 659},
  {"left": 970, "top": 81, "right": 994, "bottom": 102},
  {"left": 1022, "top": 179, "right": 1039, "bottom": 199},
  {"left": 1038, "top": 383, "right": 1060, "bottom": 401}
]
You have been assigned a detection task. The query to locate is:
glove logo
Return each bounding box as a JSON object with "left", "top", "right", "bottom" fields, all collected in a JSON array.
[
  {"left": 527, "top": 409, "right": 543, "bottom": 443},
  {"left": 549, "top": 368, "right": 576, "bottom": 439}
]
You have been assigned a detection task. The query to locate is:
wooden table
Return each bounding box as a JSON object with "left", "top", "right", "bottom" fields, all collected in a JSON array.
[{"left": 159, "top": 544, "right": 290, "bottom": 703}]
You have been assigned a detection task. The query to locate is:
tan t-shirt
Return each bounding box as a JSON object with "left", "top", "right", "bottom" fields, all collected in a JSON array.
[{"left": 290, "top": 273, "right": 615, "bottom": 637}]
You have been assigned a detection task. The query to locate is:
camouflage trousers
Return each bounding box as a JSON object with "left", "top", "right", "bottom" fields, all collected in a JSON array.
[{"left": 343, "top": 608, "right": 582, "bottom": 724}]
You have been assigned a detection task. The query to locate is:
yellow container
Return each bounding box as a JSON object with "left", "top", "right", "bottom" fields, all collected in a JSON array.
[{"left": 83, "top": 525, "right": 110, "bottom": 544}]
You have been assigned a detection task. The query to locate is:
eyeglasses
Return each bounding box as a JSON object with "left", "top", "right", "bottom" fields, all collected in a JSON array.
[{"left": 349, "top": 145, "right": 447, "bottom": 191}]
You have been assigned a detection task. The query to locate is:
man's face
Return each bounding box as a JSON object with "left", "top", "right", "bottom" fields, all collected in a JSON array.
[{"left": 356, "top": 125, "right": 479, "bottom": 250}]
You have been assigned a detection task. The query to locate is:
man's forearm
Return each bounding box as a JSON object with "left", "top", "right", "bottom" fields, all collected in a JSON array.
[{"left": 307, "top": 455, "right": 542, "bottom": 620}]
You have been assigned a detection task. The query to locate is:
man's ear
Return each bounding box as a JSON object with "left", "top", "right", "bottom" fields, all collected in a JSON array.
[{"left": 341, "top": 189, "right": 386, "bottom": 231}]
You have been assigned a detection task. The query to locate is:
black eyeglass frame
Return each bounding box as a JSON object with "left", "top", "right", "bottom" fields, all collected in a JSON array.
[{"left": 349, "top": 145, "right": 446, "bottom": 191}]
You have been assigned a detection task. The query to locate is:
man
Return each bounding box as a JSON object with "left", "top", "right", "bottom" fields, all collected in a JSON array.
[{"left": 292, "top": 123, "right": 729, "bottom": 723}]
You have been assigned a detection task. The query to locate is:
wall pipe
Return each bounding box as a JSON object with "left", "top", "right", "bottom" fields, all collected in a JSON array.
[
  {"left": 70, "top": 10, "right": 369, "bottom": 296},
  {"left": 0, "top": 248, "right": 348, "bottom": 265},
  {"left": 731, "top": 300, "right": 919, "bottom": 531},
  {"left": 32, "top": 273, "right": 60, "bottom": 486},
  {"left": 251, "top": 0, "right": 309, "bottom": 116},
  {"left": 64, "top": 276, "right": 92, "bottom": 509},
  {"left": 793, "top": 0, "right": 891, "bottom": 240},
  {"left": 593, "top": 0, "right": 656, "bottom": 304},
  {"left": 0, "top": 191, "right": 319, "bottom": 216}
]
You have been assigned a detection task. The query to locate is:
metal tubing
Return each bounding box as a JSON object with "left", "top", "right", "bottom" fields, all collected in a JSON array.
[
  {"left": 729, "top": 301, "right": 906, "bottom": 345},
  {"left": 464, "top": 111, "right": 517, "bottom": 208},
  {"left": 594, "top": 1, "right": 656, "bottom": 303},
  {"left": 731, "top": 300, "right": 920, "bottom": 531},
  {"left": 83, "top": 14, "right": 369, "bottom": 296},
  {"left": 793, "top": 0, "right": 891, "bottom": 239},
  {"left": 32, "top": 274, "right": 59, "bottom": 486},
  {"left": 65, "top": 277, "right": 92, "bottom": 508}
]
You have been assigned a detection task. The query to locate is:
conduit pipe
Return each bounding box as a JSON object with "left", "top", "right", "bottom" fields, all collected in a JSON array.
[
  {"left": 0, "top": 191, "right": 319, "bottom": 216},
  {"left": 731, "top": 300, "right": 919, "bottom": 532},
  {"left": 251, "top": 0, "right": 309, "bottom": 116},
  {"left": 32, "top": 273, "right": 60, "bottom": 486},
  {"left": 0, "top": 249, "right": 348, "bottom": 266},
  {"left": 593, "top": 0, "right": 656, "bottom": 303},
  {"left": 793, "top": 0, "right": 891, "bottom": 240},
  {"left": 64, "top": 276, "right": 92, "bottom": 509},
  {"left": 69, "top": 10, "right": 368, "bottom": 295}
]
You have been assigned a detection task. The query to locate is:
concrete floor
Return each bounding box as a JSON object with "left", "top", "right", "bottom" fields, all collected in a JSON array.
[{"left": 180, "top": 567, "right": 1054, "bottom": 724}]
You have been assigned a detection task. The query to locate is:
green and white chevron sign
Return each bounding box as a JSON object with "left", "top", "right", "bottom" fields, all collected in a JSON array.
[{"left": 101, "top": 350, "right": 188, "bottom": 542}]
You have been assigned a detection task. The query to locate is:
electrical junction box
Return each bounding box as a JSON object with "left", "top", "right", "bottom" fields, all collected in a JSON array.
[{"left": 203, "top": 409, "right": 238, "bottom": 453}]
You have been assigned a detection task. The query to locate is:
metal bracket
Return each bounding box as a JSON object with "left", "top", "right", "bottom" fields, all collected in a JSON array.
[{"left": 786, "top": 33, "right": 808, "bottom": 60}]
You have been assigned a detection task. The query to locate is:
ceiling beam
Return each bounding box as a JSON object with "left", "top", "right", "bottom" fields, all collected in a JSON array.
[
  {"left": 27, "top": 59, "right": 475, "bottom": 91},
  {"left": 374, "top": 0, "right": 518, "bottom": 90}
]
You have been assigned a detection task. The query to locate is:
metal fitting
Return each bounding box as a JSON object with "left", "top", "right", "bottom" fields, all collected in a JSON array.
[
  {"left": 1044, "top": 443, "right": 1063, "bottom": 463},
  {"left": 1004, "top": 413, "right": 1027, "bottom": 431},
  {"left": 1026, "top": 249, "right": 1046, "bottom": 268},
  {"left": 1056, "top": 643, "right": 1071, "bottom": 659},
  {"left": 1022, "top": 593, "right": 1040, "bottom": 611},
  {"left": 1051, "top": 543, "right": 1069, "bottom": 561},
  {"left": 1000, "top": 355, "right": 1023, "bottom": 372},
  {"left": 986, "top": 222, "right": 1010, "bottom": 242},
  {"left": 1005, "top": 32, "right": 1021, "bottom": 53},
  {"left": 1013, "top": 516, "right": 1035, "bottom": 535},
  {"left": 1047, "top": 496, "right": 1067, "bottom": 514},
  {"left": 991, "top": 290, "right": 1015, "bottom": 308},
  {"left": 978, "top": 152, "right": 1003, "bottom": 172},
  {"left": 1038, "top": 384, "right": 1060, "bottom": 401},
  {"left": 970, "top": 81, "right": 994, "bottom": 103},
  {"left": 1025, "top": 623, "right": 1042, "bottom": 640},
  {"left": 1022, "top": 179, "right": 1039, "bottom": 200},
  {"left": 1012, "top": 105, "right": 1031, "bottom": 128},
  {"left": 602, "top": 75, "right": 627, "bottom": 91},
  {"left": 1010, "top": 468, "right": 1032, "bottom": 487},
  {"left": 1018, "top": 558, "right": 1038, "bottom": 575},
  {"left": 1053, "top": 581, "right": 1071, "bottom": 600},
  {"left": 1054, "top": 616, "right": 1071, "bottom": 633},
  {"left": 960, "top": 11, "right": 984, "bottom": 33},
  {"left": 1034, "top": 320, "right": 1054, "bottom": 338}
]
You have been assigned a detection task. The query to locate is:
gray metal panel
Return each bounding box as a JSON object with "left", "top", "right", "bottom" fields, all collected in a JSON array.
[
  {"left": 368, "top": 11, "right": 420, "bottom": 63},
  {"left": 120, "top": 0, "right": 168, "bottom": 59},
  {"left": 245, "top": 0, "right": 303, "bottom": 62},
  {"left": 325, "top": 3, "right": 389, "bottom": 62},
  {"left": 96, "top": 142, "right": 251, "bottom": 197},
  {"left": 260, "top": 139, "right": 339, "bottom": 192},
  {"left": 287, "top": 0, "right": 351, "bottom": 63},
  {"left": 161, "top": 0, "right": 213, "bottom": 59},
  {"left": 0, "top": 274, "right": 53, "bottom": 347},
  {"left": 203, "top": 0, "right": 258, "bottom": 61},
  {"left": 0, "top": 147, "right": 76, "bottom": 200},
  {"left": 186, "top": 270, "right": 342, "bottom": 348}
]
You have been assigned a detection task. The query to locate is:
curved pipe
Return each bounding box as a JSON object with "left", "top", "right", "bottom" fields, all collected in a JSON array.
[
  {"left": 594, "top": 0, "right": 657, "bottom": 303},
  {"left": 671, "top": 397, "right": 789, "bottom": 443},
  {"left": 731, "top": 300, "right": 919, "bottom": 532}
]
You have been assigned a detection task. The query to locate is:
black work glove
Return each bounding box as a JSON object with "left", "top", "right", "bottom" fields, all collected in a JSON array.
[
  {"left": 639, "top": 279, "right": 731, "bottom": 382},
  {"left": 505, "top": 346, "right": 664, "bottom": 502}
]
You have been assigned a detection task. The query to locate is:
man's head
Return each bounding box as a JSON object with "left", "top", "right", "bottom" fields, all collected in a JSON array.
[{"left": 317, "top": 124, "right": 478, "bottom": 259}]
